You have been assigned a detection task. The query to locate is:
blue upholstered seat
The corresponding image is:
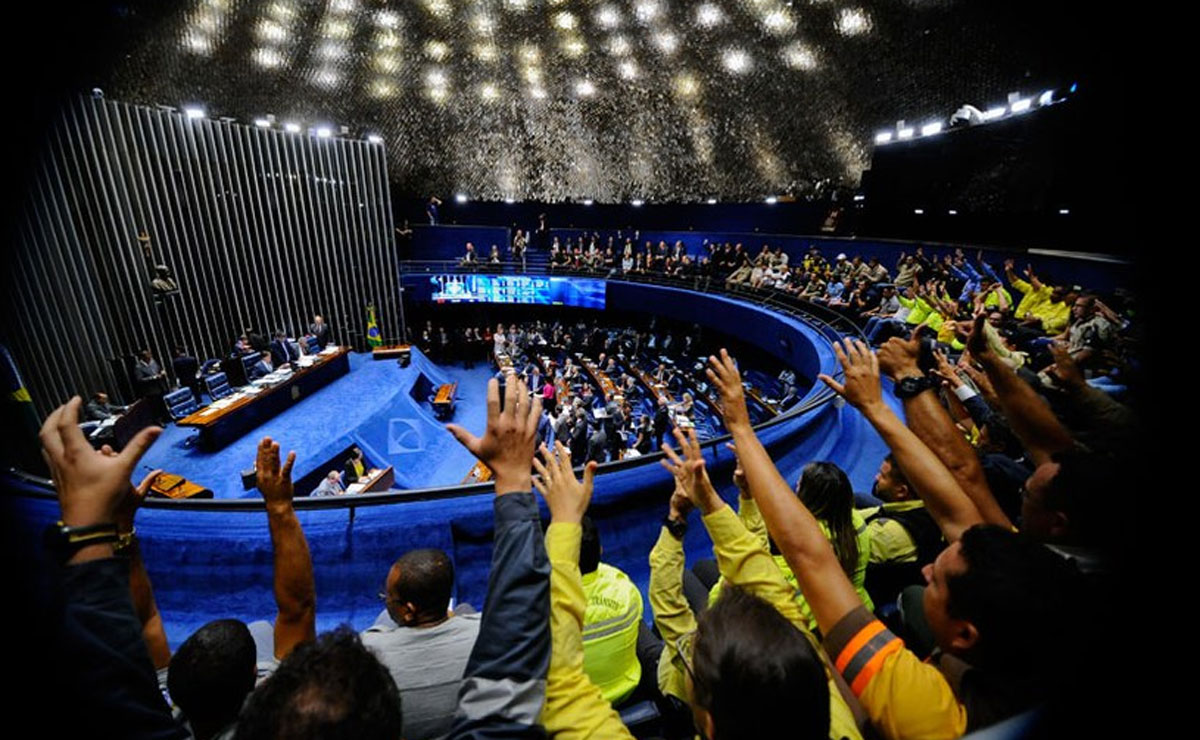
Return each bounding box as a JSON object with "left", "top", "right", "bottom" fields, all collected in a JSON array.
[
  {"left": 205, "top": 372, "right": 233, "bottom": 400},
  {"left": 164, "top": 387, "right": 199, "bottom": 421}
]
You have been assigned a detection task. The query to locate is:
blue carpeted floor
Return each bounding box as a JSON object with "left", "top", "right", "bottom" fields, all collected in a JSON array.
[{"left": 141, "top": 351, "right": 498, "bottom": 498}]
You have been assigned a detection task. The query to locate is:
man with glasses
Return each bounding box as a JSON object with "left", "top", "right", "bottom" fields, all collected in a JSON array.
[{"left": 361, "top": 548, "right": 481, "bottom": 740}]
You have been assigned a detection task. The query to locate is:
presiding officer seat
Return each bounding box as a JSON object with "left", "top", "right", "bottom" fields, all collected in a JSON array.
[{"left": 205, "top": 372, "right": 233, "bottom": 400}]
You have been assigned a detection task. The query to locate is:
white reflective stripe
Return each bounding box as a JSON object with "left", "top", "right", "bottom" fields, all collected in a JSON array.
[{"left": 582, "top": 603, "right": 641, "bottom": 641}]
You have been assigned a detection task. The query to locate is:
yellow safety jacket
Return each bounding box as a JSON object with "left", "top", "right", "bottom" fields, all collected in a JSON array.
[{"left": 581, "top": 563, "right": 643, "bottom": 705}]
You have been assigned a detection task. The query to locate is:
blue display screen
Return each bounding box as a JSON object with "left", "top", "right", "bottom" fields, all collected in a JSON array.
[{"left": 428, "top": 275, "right": 606, "bottom": 309}]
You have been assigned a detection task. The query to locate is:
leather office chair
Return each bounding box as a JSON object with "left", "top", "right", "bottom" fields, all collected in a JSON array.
[
  {"left": 205, "top": 372, "right": 233, "bottom": 400},
  {"left": 164, "top": 387, "right": 200, "bottom": 421}
]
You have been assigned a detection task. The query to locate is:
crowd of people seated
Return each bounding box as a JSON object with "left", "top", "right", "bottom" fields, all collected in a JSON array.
[
  {"left": 415, "top": 315, "right": 789, "bottom": 464},
  {"left": 40, "top": 272, "right": 1129, "bottom": 737}
]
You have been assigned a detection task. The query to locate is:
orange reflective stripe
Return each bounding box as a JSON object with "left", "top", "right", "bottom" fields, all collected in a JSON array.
[
  {"left": 834, "top": 619, "right": 886, "bottom": 673},
  {"left": 849, "top": 637, "right": 903, "bottom": 696}
]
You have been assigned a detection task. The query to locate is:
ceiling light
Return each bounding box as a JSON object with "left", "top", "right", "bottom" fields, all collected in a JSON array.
[
  {"left": 913, "top": 208, "right": 924, "bottom": 214},
  {"left": 184, "top": 107, "right": 206, "bottom": 119},
  {"left": 425, "top": 40, "right": 450, "bottom": 60},
  {"left": 529, "top": 86, "right": 547, "bottom": 99},
  {"left": 561, "top": 37, "right": 586, "bottom": 57},
  {"left": 1058, "top": 208, "right": 1070, "bottom": 215},
  {"left": 576, "top": 79, "right": 596, "bottom": 97},
  {"left": 367, "top": 134, "right": 383, "bottom": 144},
  {"left": 920, "top": 122, "right": 943, "bottom": 136},
  {"left": 634, "top": 2, "right": 661, "bottom": 23},
  {"left": 836, "top": 8, "right": 871, "bottom": 36},
  {"left": 782, "top": 42, "right": 817, "bottom": 70},
  {"left": 582, "top": 199, "right": 594, "bottom": 205},
  {"left": 722, "top": 49, "right": 752, "bottom": 74},
  {"left": 1011, "top": 99, "right": 1032, "bottom": 113},
  {"left": 696, "top": 4, "right": 725, "bottom": 28},
  {"left": 897, "top": 127, "right": 914, "bottom": 139},
  {"left": 706, "top": 198, "right": 717, "bottom": 204},
  {"left": 480, "top": 82, "right": 499, "bottom": 101},
  {"left": 617, "top": 60, "right": 639, "bottom": 80},
  {"left": 674, "top": 72, "right": 699, "bottom": 98},
  {"left": 253, "top": 48, "right": 283, "bottom": 68},
  {"left": 375, "top": 10, "right": 399, "bottom": 28},
  {"left": 982, "top": 107, "right": 1006, "bottom": 120},
  {"left": 631, "top": 199, "right": 644, "bottom": 207},
  {"left": 765, "top": 196, "right": 777, "bottom": 204},
  {"left": 1038, "top": 90, "right": 1054, "bottom": 106},
  {"left": 554, "top": 12, "right": 577, "bottom": 30},
  {"left": 316, "top": 127, "right": 332, "bottom": 138},
  {"left": 595, "top": 5, "right": 621, "bottom": 28},
  {"left": 609, "top": 36, "right": 631, "bottom": 55},
  {"left": 426, "top": 69, "right": 447, "bottom": 86},
  {"left": 762, "top": 9, "right": 795, "bottom": 35},
  {"left": 455, "top": 193, "right": 468, "bottom": 203},
  {"left": 948, "top": 209, "right": 957, "bottom": 215},
  {"left": 875, "top": 132, "right": 892, "bottom": 144},
  {"left": 654, "top": 32, "right": 678, "bottom": 55},
  {"left": 284, "top": 122, "right": 301, "bottom": 133}
]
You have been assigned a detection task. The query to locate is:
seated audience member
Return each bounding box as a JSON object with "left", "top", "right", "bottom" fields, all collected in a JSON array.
[
  {"left": 706, "top": 344, "right": 1090, "bottom": 738},
  {"left": 85, "top": 391, "right": 126, "bottom": 421},
  {"left": 311, "top": 470, "right": 344, "bottom": 497},
  {"left": 706, "top": 460, "right": 875, "bottom": 632},
  {"left": 859, "top": 455, "right": 941, "bottom": 567},
  {"left": 573, "top": 516, "right": 644, "bottom": 706},
  {"left": 344, "top": 447, "right": 366, "bottom": 484},
  {"left": 235, "top": 627, "right": 403, "bottom": 739},
  {"left": 363, "top": 548, "right": 481, "bottom": 740},
  {"left": 535, "top": 438, "right": 844, "bottom": 740},
  {"left": 37, "top": 409, "right": 315, "bottom": 739},
  {"left": 460, "top": 242, "right": 478, "bottom": 265}
]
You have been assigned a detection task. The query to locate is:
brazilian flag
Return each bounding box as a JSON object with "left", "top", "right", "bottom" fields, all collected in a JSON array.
[{"left": 366, "top": 303, "right": 383, "bottom": 348}]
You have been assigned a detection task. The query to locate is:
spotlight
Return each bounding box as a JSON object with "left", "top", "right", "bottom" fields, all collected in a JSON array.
[
  {"left": 874, "top": 132, "right": 893, "bottom": 144},
  {"left": 456, "top": 193, "right": 469, "bottom": 203},
  {"left": 897, "top": 127, "right": 914, "bottom": 139},
  {"left": 617, "top": 61, "right": 639, "bottom": 80},
  {"left": 706, "top": 198, "right": 717, "bottom": 204},
  {"left": 631, "top": 199, "right": 644, "bottom": 207},
  {"left": 982, "top": 107, "right": 1007, "bottom": 121},
  {"left": 634, "top": 1, "right": 661, "bottom": 23},
  {"left": 596, "top": 5, "right": 621, "bottom": 28},
  {"left": 696, "top": 4, "right": 724, "bottom": 28},
  {"left": 575, "top": 79, "right": 596, "bottom": 97},
  {"left": 529, "top": 86, "right": 547, "bottom": 99},
  {"left": 316, "top": 127, "right": 332, "bottom": 138},
  {"left": 1058, "top": 208, "right": 1070, "bottom": 215},
  {"left": 480, "top": 82, "right": 500, "bottom": 101},
  {"left": 1038, "top": 90, "right": 1054, "bottom": 106},
  {"left": 367, "top": 134, "right": 383, "bottom": 144},
  {"left": 913, "top": 208, "right": 924, "bottom": 215},
  {"left": 582, "top": 199, "right": 594, "bottom": 206},
  {"left": 254, "top": 118, "right": 271, "bottom": 128},
  {"left": 765, "top": 196, "right": 777, "bottom": 204},
  {"left": 505, "top": 197, "right": 516, "bottom": 204},
  {"left": 920, "top": 122, "right": 943, "bottom": 136},
  {"left": 1010, "top": 99, "right": 1032, "bottom": 113},
  {"left": 284, "top": 122, "right": 301, "bottom": 133},
  {"left": 554, "top": 12, "right": 577, "bottom": 30},
  {"left": 722, "top": 49, "right": 752, "bottom": 74},
  {"left": 853, "top": 194, "right": 865, "bottom": 202},
  {"left": 948, "top": 209, "right": 957, "bottom": 215},
  {"left": 184, "top": 107, "right": 206, "bottom": 119},
  {"left": 654, "top": 32, "right": 678, "bottom": 55}
]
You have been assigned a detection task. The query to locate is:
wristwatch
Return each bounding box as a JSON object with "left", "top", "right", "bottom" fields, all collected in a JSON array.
[
  {"left": 662, "top": 515, "right": 688, "bottom": 540},
  {"left": 43, "top": 521, "right": 120, "bottom": 562},
  {"left": 894, "top": 374, "right": 937, "bottom": 400}
]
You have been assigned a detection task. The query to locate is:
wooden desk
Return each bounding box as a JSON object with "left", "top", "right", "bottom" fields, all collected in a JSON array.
[
  {"left": 629, "top": 364, "right": 676, "bottom": 404},
  {"left": 149, "top": 472, "right": 213, "bottom": 500},
  {"left": 462, "top": 460, "right": 493, "bottom": 484},
  {"left": 346, "top": 466, "right": 395, "bottom": 494},
  {"left": 112, "top": 397, "right": 159, "bottom": 450},
  {"left": 177, "top": 347, "right": 351, "bottom": 449},
  {"left": 579, "top": 355, "right": 617, "bottom": 400},
  {"left": 535, "top": 355, "right": 572, "bottom": 408},
  {"left": 373, "top": 344, "right": 411, "bottom": 360},
  {"left": 745, "top": 385, "right": 780, "bottom": 417},
  {"left": 432, "top": 382, "right": 457, "bottom": 419}
]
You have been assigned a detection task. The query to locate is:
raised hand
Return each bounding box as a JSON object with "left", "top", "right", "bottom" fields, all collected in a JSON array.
[
  {"left": 115, "top": 468, "right": 164, "bottom": 533},
  {"left": 660, "top": 427, "right": 721, "bottom": 513},
  {"left": 877, "top": 328, "right": 923, "bottom": 381},
  {"left": 1046, "top": 342, "right": 1086, "bottom": 390},
  {"left": 447, "top": 376, "right": 542, "bottom": 494},
  {"left": 706, "top": 348, "right": 750, "bottom": 430},
  {"left": 532, "top": 441, "right": 596, "bottom": 524},
  {"left": 256, "top": 436, "right": 297, "bottom": 513},
  {"left": 725, "top": 442, "right": 748, "bottom": 494},
  {"left": 40, "top": 397, "right": 161, "bottom": 528},
  {"left": 818, "top": 338, "right": 883, "bottom": 412},
  {"left": 966, "top": 314, "right": 995, "bottom": 363},
  {"left": 931, "top": 348, "right": 964, "bottom": 389}
]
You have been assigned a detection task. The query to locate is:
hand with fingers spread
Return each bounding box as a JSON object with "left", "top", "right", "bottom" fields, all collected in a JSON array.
[
  {"left": 256, "top": 436, "right": 298, "bottom": 514},
  {"left": 39, "top": 396, "right": 162, "bottom": 528},
  {"left": 1046, "top": 342, "right": 1086, "bottom": 390},
  {"left": 818, "top": 338, "right": 884, "bottom": 413},
  {"left": 931, "top": 348, "right": 964, "bottom": 389},
  {"left": 667, "top": 480, "right": 694, "bottom": 523},
  {"left": 705, "top": 348, "right": 751, "bottom": 430},
  {"left": 660, "top": 427, "right": 722, "bottom": 514},
  {"left": 877, "top": 328, "right": 924, "bottom": 382},
  {"left": 532, "top": 441, "right": 595, "bottom": 524},
  {"left": 447, "top": 376, "right": 542, "bottom": 494},
  {"left": 966, "top": 313, "right": 995, "bottom": 364}
]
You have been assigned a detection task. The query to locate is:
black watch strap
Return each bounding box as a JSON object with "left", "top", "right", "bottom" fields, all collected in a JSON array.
[
  {"left": 44, "top": 521, "right": 120, "bottom": 561},
  {"left": 662, "top": 515, "right": 688, "bottom": 540},
  {"left": 894, "top": 375, "right": 936, "bottom": 399}
]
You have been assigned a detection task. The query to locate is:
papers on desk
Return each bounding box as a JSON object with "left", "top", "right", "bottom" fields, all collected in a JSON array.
[
  {"left": 345, "top": 482, "right": 366, "bottom": 495},
  {"left": 319, "top": 346, "right": 340, "bottom": 356},
  {"left": 296, "top": 356, "right": 316, "bottom": 368},
  {"left": 674, "top": 414, "right": 695, "bottom": 429}
]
